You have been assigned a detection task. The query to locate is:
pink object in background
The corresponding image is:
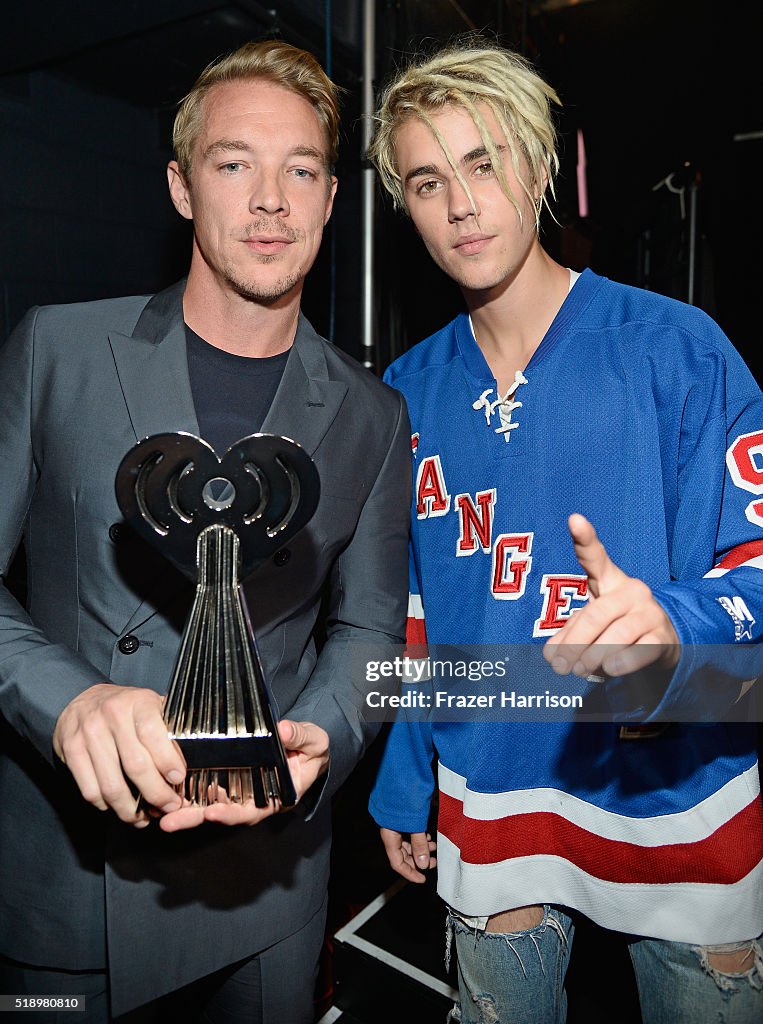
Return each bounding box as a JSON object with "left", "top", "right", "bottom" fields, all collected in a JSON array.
[{"left": 576, "top": 128, "right": 589, "bottom": 218}]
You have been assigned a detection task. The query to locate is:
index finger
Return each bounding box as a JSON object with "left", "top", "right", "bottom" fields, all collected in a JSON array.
[
  {"left": 568, "top": 514, "right": 617, "bottom": 597},
  {"left": 112, "top": 704, "right": 185, "bottom": 813}
]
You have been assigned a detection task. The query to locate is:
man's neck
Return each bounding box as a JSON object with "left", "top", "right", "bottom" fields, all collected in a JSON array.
[
  {"left": 465, "top": 245, "right": 570, "bottom": 392},
  {"left": 182, "top": 263, "right": 301, "bottom": 357}
]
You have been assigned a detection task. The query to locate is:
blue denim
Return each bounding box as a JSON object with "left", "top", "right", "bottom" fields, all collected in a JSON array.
[
  {"left": 448, "top": 908, "right": 763, "bottom": 1024},
  {"left": 628, "top": 934, "right": 763, "bottom": 1024},
  {"left": 447, "top": 906, "right": 574, "bottom": 1024}
]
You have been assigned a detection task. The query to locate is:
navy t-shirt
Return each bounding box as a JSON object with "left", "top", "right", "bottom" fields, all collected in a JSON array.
[{"left": 185, "top": 325, "right": 289, "bottom": 454}]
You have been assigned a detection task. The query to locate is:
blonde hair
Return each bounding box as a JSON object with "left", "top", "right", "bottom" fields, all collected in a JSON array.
[
  {"left": 173, "top": 39, "right": 340, "bottom": 178},
  {"left": 370, "top": 39, "right": 561, "bottom": 228}
]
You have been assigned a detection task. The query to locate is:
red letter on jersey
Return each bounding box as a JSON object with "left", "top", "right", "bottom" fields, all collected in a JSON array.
[
  {"left": 491, "top": 533, "right": 533, "bottom": 600},
  {"left": 727, "top": 431, "right": 763, "bottom": 526},
  {"left": 416, "top": 455, "right": 450, "bottom": 518},
  {"left": 455, "top": 489, "right": 496, "bottom": 556},
  {"left": 533, "top": 574, "right": 589, "bottom": 636},
  {"left": 727, "top": 431, "right": 763, "bottom": 493}
]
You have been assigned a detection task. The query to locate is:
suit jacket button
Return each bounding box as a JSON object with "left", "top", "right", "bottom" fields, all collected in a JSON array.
[
  {"left": 274, "top": 549, "right": 291, "bottom": 567},
  {"left": 109, "top": 523, "right": 127, "bottom": 543},
  {"left": 118, "top": 634, "right": 140, "bottom": 655}
]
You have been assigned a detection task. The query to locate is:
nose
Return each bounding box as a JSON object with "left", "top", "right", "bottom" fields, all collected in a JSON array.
[
  {"left": 448, "top": 176, "right": 478, "bottom": 223},
  {"left": 249, "top": 170, "right": 289, "bottom": 217}
]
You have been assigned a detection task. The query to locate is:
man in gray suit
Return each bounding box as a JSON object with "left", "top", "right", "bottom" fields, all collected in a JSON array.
[{"left": 0, "top": 40, "right": 409, "bottom": 1023}]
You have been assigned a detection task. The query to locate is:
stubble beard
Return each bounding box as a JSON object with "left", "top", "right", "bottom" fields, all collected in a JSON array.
[
  {"left": 211, "top": 216, "right": 308, "bottom": 305},
  {"left": 221, "top": 258, "right": 302, "bottom": 305}
]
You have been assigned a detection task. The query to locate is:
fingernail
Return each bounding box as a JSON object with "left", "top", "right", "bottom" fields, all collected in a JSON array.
[
  {"left": 167, "top": 770, "right": 184, "bottom": 784},
  {"left": 552, "top": 659, "right": 568, "bottom": 674},
  {"left": 162, "top": 800, "right": 181, "bottom": 813},
  {"left": 135, "top": 818, "right": 150, "bottom": 829},
  {"left": 416, "top": 854, "right": 429, "bottom": 865},
  {"left": 572, "top": 661, "right": 586, "bottom": 676}
]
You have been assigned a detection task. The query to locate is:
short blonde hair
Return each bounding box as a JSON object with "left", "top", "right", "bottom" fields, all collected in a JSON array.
[
  {"left": 370, "top": 39, "right": 561, "bottom": 228},
  {"left": 173, "top": 39, "right": 340, "bottom": 178}
]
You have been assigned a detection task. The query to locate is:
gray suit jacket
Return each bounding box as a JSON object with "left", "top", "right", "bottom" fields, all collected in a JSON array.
[{"left": 0, "top": 281, "right": 410, "bottom": 1014}]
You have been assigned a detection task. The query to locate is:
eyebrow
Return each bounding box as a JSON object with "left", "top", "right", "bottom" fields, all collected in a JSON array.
[
  {"left": 404, "top": 144, "right": 506, "bottom": 185},
  {"left": 203, "top": 139, "right": 253, "bottom": 160},
  {"left": 203, "top": 139, "right": 328, "bottom": 167},
  {"left": 290, "top": 144, "right": 328, "bottom": 165}
]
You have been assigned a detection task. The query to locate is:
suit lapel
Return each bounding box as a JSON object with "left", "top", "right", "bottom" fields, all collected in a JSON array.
[
  {"left": 108, "top": 281, "right": 198, "bottom": 638},
  {"left": 110, "top": 287, "right": 346, "bottom": 454},
  {"left": 108, "top": 280, "right": 199, "bottom": 443},
  {"left": 109, "top": 290, "right": 346, "bottom": 640},
  {"left": 261, "top": 313, "right": 347, "bottom": 455}
]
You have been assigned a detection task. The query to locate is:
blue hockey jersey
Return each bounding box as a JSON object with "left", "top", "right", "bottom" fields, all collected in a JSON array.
[{"left": 369, "top": 269, "right": 763, "bottom": 943}]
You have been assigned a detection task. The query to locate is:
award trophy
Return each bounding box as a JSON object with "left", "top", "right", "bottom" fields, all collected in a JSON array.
[{"left": 115, "top": 432, "right": 320, "bottom": 809}]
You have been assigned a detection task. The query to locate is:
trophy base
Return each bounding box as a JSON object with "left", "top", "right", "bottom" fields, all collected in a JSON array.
[{"left": 171, "top": 735, "right": 297, "bottom": 808}]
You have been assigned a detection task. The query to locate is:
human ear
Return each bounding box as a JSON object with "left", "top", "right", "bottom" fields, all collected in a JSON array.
[
  {"left": 167, "top": 161, "right": 193, "bottom": 220},
  {"left": 323, "top": 175, "right": 338, "bottom": 225}
]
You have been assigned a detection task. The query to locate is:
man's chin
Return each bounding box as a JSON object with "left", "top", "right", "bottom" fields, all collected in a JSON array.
[
  {"left": 449, "top": 265, "right": 517, "bottom": 296},
  {"left": 226, "top": 272, "right": 301, "bottom": 306}
]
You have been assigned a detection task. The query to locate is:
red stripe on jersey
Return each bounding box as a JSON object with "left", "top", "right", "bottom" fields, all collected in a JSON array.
[
  {"left": 438, "top": 791, "right": 763, "bottom": 885},
  {"left": 715, "top": 539, "right": 763, "bottom": 569},
  {"left": 406, "top": 616, "right": 427, "bottom": 647},
  {"left": 405, "top": 595, "right": 428, "bottom": 658}
]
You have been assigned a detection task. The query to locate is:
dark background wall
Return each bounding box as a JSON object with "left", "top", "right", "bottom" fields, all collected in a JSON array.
[{"left": 0, "top": 71, "right": 186, "bottom": 336}]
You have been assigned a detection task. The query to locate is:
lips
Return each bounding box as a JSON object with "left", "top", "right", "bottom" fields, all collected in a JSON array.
[
  {"left": 243, "top": 236, "right": 293, "bottom": 255},
  {"left": 453, "top": 233, "right": 494, "bottom": 256}
]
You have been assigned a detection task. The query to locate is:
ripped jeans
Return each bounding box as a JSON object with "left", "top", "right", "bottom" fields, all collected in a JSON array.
[{"left": 446, "top": 907, "right": 763, "bottom": 1024}]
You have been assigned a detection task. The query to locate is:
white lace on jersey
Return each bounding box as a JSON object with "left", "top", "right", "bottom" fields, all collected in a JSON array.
[
  {"left": 472, "top": 370, "right": 528, "bottom": 442},
  {"left": 468, "top": 269, "right": 578, "bottom": 443}
]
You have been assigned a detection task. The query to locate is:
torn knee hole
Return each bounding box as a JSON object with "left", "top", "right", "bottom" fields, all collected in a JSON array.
[
  {"left": 706, "top": 946, "right": 755, "bottom": 974},
  {"left": 694, "top": 939, "right": 763, "bottom": 993},
  {"left": 471, "top": 994, "right": 499, "bottom": 1024},
  {"left": 486, "top": 905, "right": 543, "bottom": 933}
]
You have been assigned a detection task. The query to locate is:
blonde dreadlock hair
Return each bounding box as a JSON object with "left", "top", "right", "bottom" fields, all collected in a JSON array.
[{"left": 370, "top": 39, "right": 561, "bottom": 229}]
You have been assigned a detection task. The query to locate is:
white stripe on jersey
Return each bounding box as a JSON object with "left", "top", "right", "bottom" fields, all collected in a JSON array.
[{"left": 438, "top": 761, "right": 760, "bottom": 846}]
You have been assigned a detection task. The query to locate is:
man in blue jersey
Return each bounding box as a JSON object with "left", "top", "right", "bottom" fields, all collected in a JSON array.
[{"left": 367, "top": 39, "right": 763, "bottom": 1023}]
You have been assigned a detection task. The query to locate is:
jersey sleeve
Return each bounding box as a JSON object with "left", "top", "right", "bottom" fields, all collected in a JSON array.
[
  {"left": 368, "top": 514, "right": 437, "bottom": 833},
  {"left": 650, "top": 345, "right": 763, "bottom": 714}
]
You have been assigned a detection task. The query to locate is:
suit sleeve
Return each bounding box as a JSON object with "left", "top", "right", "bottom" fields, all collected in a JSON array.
[
  {"left": 0, "top": 309, "right": 108, "bottom": 763},
  {"left": 287, "top": 389, "right": 412, "bottom": 809}
]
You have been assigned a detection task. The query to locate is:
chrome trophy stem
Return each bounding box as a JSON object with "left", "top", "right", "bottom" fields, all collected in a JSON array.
[{"left": 164, "top": 523, "right": 296, "bottom": 808}]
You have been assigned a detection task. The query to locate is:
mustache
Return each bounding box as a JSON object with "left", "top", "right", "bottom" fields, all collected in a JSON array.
[{"left": 241, "top": 219, "right": 301, "bottom": 242}]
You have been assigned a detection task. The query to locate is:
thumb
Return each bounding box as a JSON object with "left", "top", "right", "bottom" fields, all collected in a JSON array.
[
  {"left": 410, "top": 831, "right": 431, "bottom": 868},
  {"left": 568, "top": 513, "right": 624, "bottom": 598},
  {"left": 278, "top": 719, "right": 327, "bottom": 756}
]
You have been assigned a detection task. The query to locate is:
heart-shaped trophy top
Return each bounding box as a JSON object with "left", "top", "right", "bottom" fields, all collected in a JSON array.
[{"left": 115, "top": 432, "right": 320, "bottom": 580}]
